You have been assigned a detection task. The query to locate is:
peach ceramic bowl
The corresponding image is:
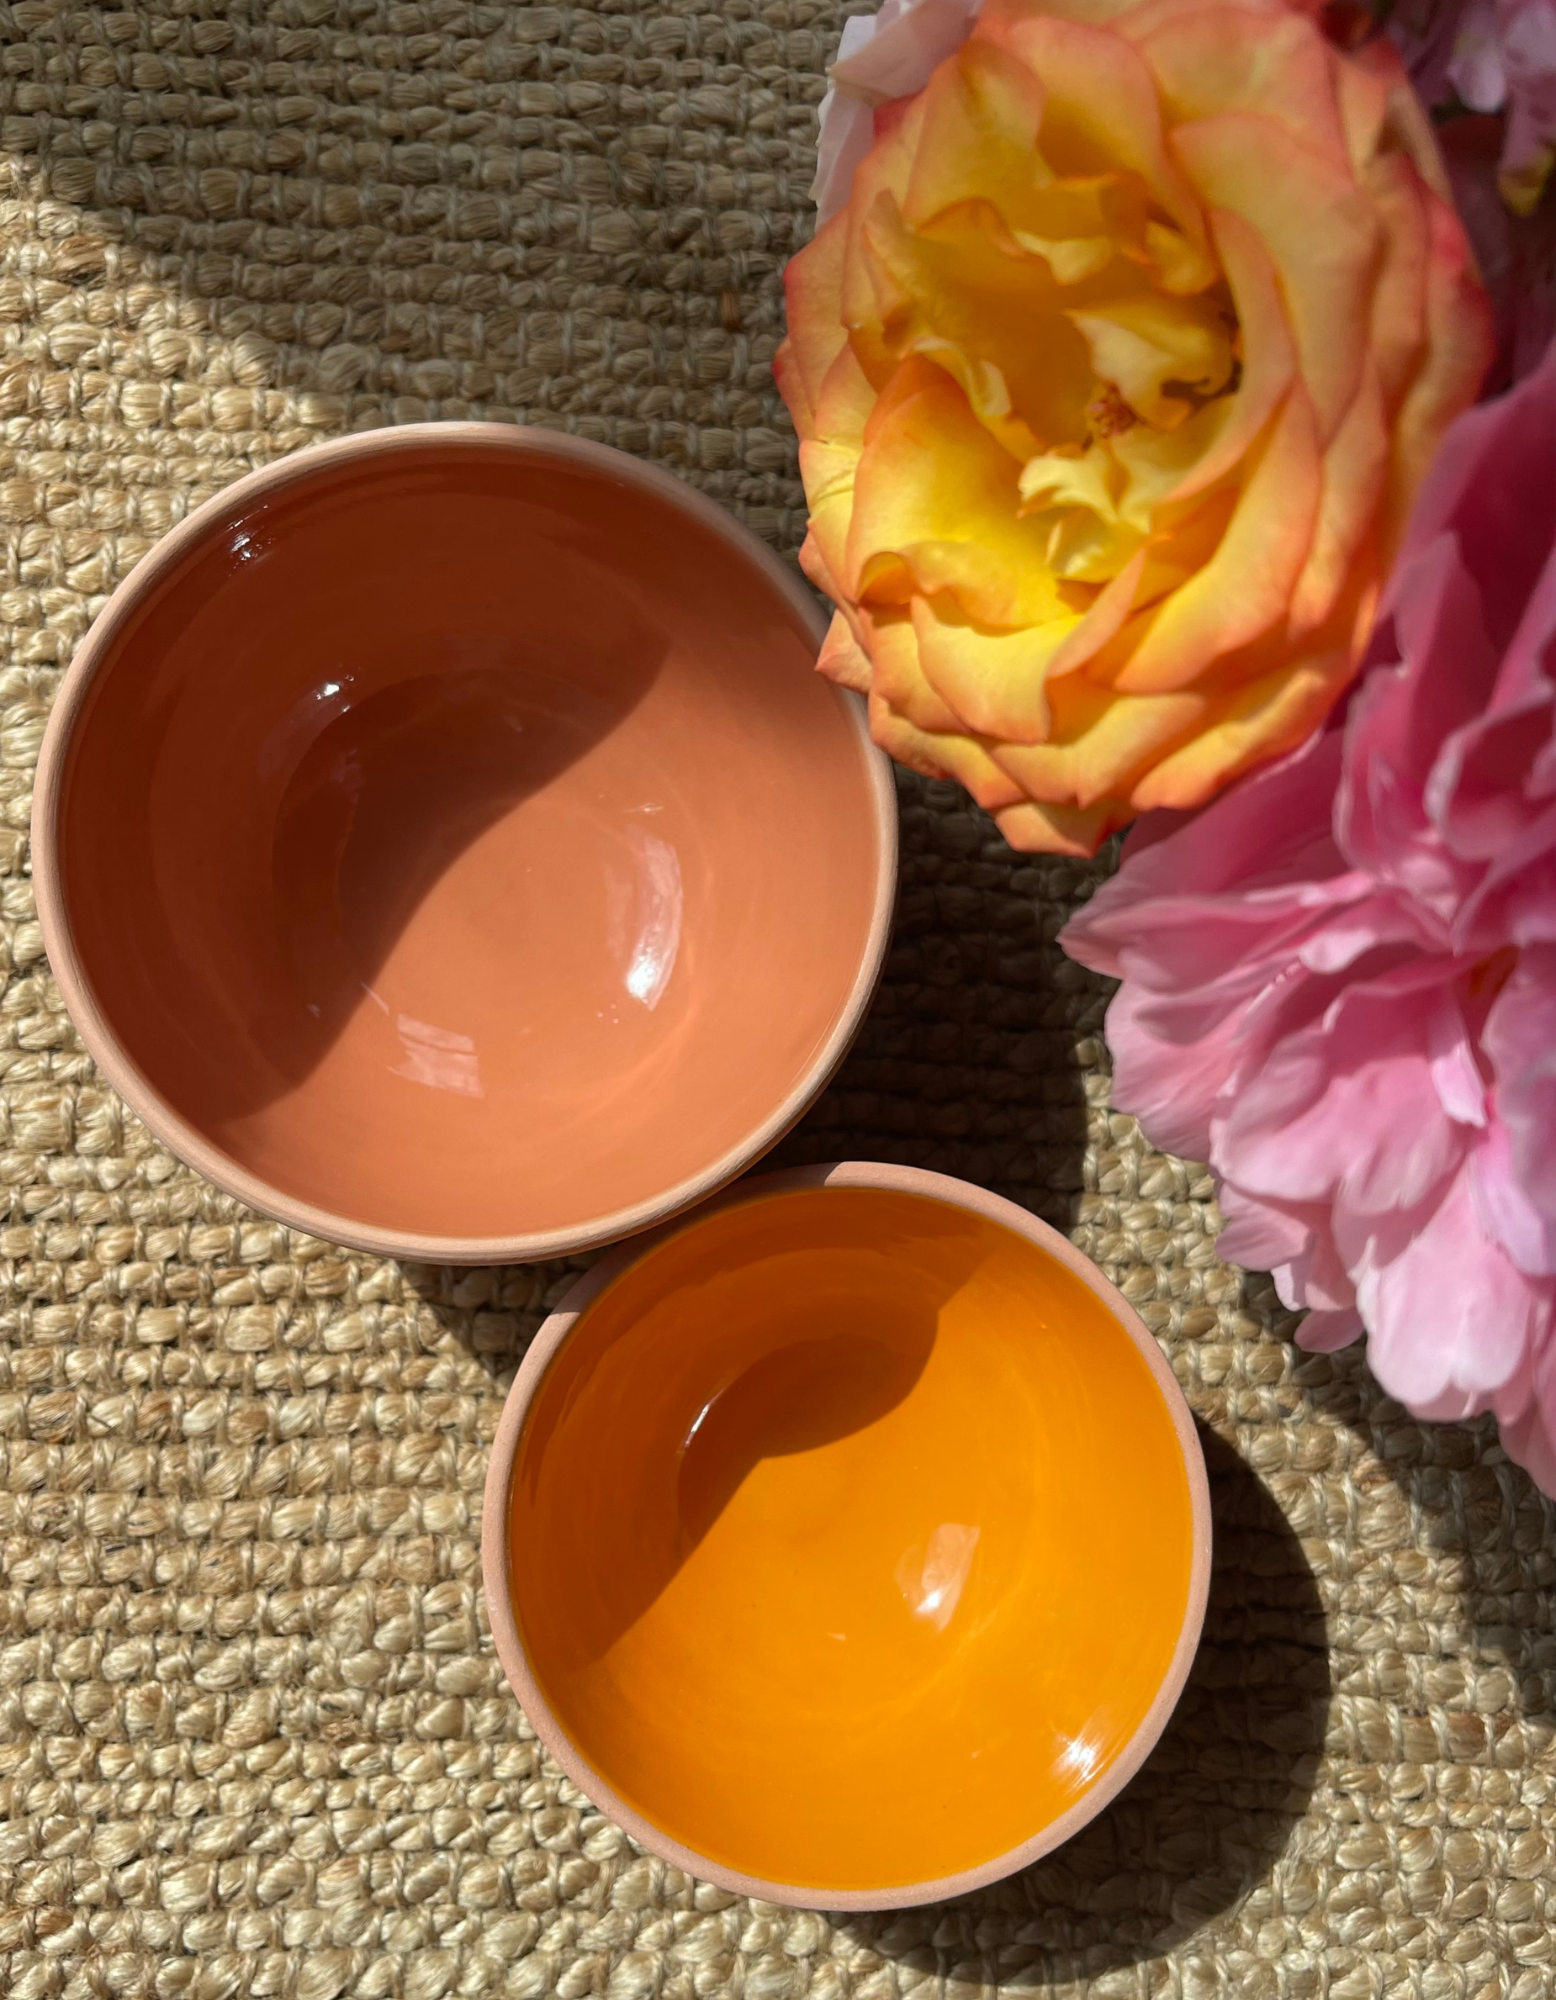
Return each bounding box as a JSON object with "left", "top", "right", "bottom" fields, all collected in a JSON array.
[
  {"left": 31, "top": 426, "right": 895, "bottom": 1261},
  {"left": 483, "top": 1161, "right": 1212, "bottom": 1909}
]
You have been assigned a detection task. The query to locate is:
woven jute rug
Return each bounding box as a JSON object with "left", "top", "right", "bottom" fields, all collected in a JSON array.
[{"left": 0, "top": 3, "right": 1553, "bottom": 1996}]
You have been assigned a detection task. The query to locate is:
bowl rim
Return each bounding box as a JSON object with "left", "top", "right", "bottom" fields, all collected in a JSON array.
[
  {"left": 481, "top": 1158, "right": 1215, "bottom": 1911},
  {"left": 30, "top": 422, "right": 898, "bottom": 1264}
]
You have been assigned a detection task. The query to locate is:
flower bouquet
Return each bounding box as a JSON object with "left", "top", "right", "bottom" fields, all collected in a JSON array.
[{"left": 777, "top": 0, "right": 1556, "bottom": 1488}]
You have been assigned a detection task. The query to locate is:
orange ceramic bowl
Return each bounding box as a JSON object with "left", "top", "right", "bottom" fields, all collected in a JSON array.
[
  {"left": 31, "top": 426, "right": 895, "bottom": 1260},
  {"left": 483, "top": 1162, "right": 1212, "bottom": 1909}
]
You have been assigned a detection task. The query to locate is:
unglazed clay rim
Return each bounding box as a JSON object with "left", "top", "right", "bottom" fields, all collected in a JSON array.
[
  {"left": 481, "top": 1160, "right": 1215, "bottom": 1912},
  {"left": 30, "top": 424, "right": 898, "bottom": 1264}
]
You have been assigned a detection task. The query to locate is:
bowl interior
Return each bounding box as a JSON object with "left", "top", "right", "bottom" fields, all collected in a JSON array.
[
  {"left": 508, "top": 1185, "right": 1200, "bottom": 1896},
  {"left": 54, "top": 437, "right": 883, "bottom": 1245}
]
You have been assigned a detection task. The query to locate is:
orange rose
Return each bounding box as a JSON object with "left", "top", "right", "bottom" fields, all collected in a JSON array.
[{"left": 777, "top": 0, "right": 1494, "bottom": 853}]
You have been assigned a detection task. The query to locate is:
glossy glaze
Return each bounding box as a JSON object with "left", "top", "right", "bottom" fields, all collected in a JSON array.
[
  {"left": 508, "top": 1183, "right": 1200, "bottom": 1895},
  {"left": 48, "top": 434, "right": 886, "bottom": 1249}
]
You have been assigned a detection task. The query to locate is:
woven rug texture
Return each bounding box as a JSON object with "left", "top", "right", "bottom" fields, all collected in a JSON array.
[{"left": 0, "top": 2, "right": 1553, "bottom": 1996}]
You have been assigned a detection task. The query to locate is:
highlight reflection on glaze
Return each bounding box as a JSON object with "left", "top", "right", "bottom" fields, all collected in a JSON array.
[
  {"left": 896, "top": 1523, "right": 980, "bottom": 1632},
  {"left": 1056, "top": 1730, "right": 1103, "bottom": 1784},
  {"left": 392, "top": 1015, "right": 483, "bottom": 1098},
  {"left": 612, "top": 827, "right": 683, "bottom": 1012}
]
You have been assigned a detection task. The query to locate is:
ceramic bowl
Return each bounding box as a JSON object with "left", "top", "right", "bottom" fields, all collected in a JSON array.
[
  {"left": 482, "top": 1161, "right": 1212, "bottom": 1909},
  {"left": 31, "top": 426, "right": 895, "bottom": 1260}
]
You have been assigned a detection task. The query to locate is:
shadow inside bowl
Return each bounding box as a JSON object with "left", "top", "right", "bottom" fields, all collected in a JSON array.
[
  {"left": 672, "top": 1320, "right": 939, "bottom": 1564},
  {"left": 59, "top": 454, "right": 678, "bottom": 1155},
  {"left": 229, "top": 635, "right": 670, "bottom": 1124},
  {"left": 512, "top": 1200, "right": 971, "bottom": 1675}
]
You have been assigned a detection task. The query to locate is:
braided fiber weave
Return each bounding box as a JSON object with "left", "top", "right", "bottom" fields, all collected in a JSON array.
[{"left": 0, "top": 1, "right": 1553, "bottom": 1995}]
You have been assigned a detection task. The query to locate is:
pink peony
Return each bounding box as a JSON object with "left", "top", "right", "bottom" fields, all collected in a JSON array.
[
  {"left": 1391, "top": 0, "right": 1556, "bottom": 214},
  {"left": 1061, "top": 343, "right": 1556, "bottom": 1492},
  {"left": 1447, "top": 0, "right": 1556, "bottom": 212}
]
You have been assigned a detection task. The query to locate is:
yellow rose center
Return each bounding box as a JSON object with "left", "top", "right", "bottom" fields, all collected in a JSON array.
[{"left": 854, "top": 47, "right": 1244, "bottom": 600}]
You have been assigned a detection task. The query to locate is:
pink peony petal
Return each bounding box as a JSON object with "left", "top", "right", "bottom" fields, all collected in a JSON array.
[
  {"left": 1273, "top": 1218, "right": 1360, "bottom": 1315},
  {"left": 1340, "top": 543, "right": 1500, "bottom": 894},
  {"left": 1469, "top": 1111, "right": 1556, "bottom": 1273},
  {"left": 811, "top": 0, "right": 982, "bottom": 223},
  {"left": 1387, "top": 336, "right": 1556, "bottom": 648},
  {"left": 1100, "top": 979, "right": 1239, "bottom": 1165},
  {"left": 813, "top": 90, "right": 880, "bottom": 226},
  {"left": 1499, "top": 0, "right": 1556, "bottom": 196},
  {"left": 1434, "top": 696, "right": 1556, "bottom": 865},
  {"left": 1426, "top": 987, "right": 1487, "bottom": 1126},
  {"left": 812, "top": 15, "right": 887, "bottom": 224},
  {"left": 1214, "top": 1181, "right": 1315, "bottom": 1275},
  {"left": 1360, "top": 1161, "right": 1540, "bottom": 1410},
  {"left": 829, "top": 0, "right": 980, "bottom": 104},
  {"left": 1447, "top": 0, "right": 1510, "bottom": 110},
  {"left": 1214, "top": 981, "right": 1467, "bottom": 1216},
  {"left": 1483, "top": 942, "right": 1556, "bottom": 1222},
  {"left": 1292, "top": 1305, "right": 1365, "bottom": 1351},
  {"left": 1498, "top": 1327, "right": 1556, "bottom": 1489}
]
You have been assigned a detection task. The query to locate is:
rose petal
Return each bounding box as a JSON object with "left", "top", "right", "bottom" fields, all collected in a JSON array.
[
  {"left": 1129, "top": 649, "right": 1350, "bottom": 813},
  {"left": 1109, "top": 387, "right": 1322, "bottom": 695},
  {"left": 846, "top": 355, "right": 1066, "bottom": 625},
  {"left": 907, "top": 596, "right": 1076, "bottom": 741},
  {"left": 1171, "top": 110, "right": 1385, "bottom": 446},
  {"left": 1139, "top": 5, "right": 1349, "bottom": 163},
  {"left": 776, "top": 213, "right": 852, "bottom": 432},
  {"left": 816, "top": 611, "right": 874, "bottom": 693},
  {"left": 988, "top": 8, "right": 1210, "bottom": 244}
]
